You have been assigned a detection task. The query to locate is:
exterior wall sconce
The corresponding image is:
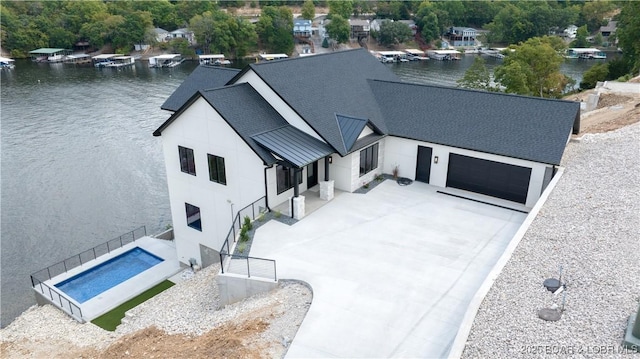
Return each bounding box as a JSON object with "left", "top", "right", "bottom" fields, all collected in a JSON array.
[
  {"left": 434, "top": 156, "right": 439, "bottom": 164},
  {"left": 328, "top": 156, "right": 333, "bottom": 164}
]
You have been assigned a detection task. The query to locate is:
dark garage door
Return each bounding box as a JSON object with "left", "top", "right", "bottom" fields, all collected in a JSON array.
[
  {"left": 415, "top": 146, "right": 432, "bottom": 183},
  {"left": 446, "top": 154, "right": 531, "bottom": 204}
]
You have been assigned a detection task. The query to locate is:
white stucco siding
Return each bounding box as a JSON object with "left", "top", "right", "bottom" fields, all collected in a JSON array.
[
  {"left": 266, "top": 166, "right": 310, "bottom": 209},
  {"left": 235, "top": 71, "right": 324, "bottom": 141},
  {"left": 331, "top": 139, "right": 385, "bottom": 192},
  {"left": 383, "top": 137, "right": 549, "bottom": 208},
  {"left": 357, "top": 125, "right": 374, "bottom": 139},
  {"left": 160, "top": 97, "right": 266, "bottom": 265}
]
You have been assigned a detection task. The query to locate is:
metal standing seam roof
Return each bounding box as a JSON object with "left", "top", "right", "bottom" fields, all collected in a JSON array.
[
  {"left": 336, "top": 114, "right": 371, "bottom": 152},
  {"left": 28, "top": 48, "right": 67, "bottom": 54},
  {"left": 252, "top": 125, "right": 334, "bottom": 168}
]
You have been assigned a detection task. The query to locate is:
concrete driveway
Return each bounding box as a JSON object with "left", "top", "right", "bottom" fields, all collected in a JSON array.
[{"left": 251, "top": 180, "right": 526, "bottom": 358}]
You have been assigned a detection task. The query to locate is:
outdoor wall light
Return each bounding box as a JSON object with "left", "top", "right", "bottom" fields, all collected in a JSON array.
[
  {"left": 434, "top": 156, "right": 439, "bottom": 164},
  {"left": 328, "top": 156, "right": 333, "bottom": 164}
]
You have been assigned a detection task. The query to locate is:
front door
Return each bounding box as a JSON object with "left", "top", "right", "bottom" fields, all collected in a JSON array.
[
  {"left": 307, "top": 162, "right": 318, "bottom": 188},
  {"left": 415, "top": 146, "right": 432, "bottom": 183}
]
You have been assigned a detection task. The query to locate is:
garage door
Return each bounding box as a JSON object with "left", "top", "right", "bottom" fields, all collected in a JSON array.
[
  {"left": 446, "top": 154, "right": 531, "bottom": 204},
  {"left": 415, "top": 146, "right": 432, "bottom": 183}
]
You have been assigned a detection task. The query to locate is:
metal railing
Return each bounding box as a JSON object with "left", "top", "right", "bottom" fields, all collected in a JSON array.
[
  {"left": 29, "top": 226, "right": 147, "bottom": 321},
  {"left": 219, "top": 197, "right": 277, "bottom": 281}
]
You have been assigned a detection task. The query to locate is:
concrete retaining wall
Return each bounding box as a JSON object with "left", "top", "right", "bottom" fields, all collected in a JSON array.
[{"left": 216, "top": 273, "right": 278, "bottom": 306}]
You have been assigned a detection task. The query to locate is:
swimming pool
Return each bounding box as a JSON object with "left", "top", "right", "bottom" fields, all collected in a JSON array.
[{"left": 55, "top": 247, "right": 163, "bottom": 303}]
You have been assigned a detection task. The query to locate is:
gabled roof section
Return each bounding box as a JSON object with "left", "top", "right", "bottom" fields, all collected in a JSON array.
[
  {"left": 369, "top": 80, "right": 579, "bottom": 165},
  {"left": 335, "top": 114, "right": 382, "bottom": 152},
  {"left": 161, "top": 65, "right": 240, "bottom": 111},
  {"left": 244, "top": 48, "right": 399, "bottom": 156},
  {"left": 252, "top": 125, "right": 334, "bottom": 168}
]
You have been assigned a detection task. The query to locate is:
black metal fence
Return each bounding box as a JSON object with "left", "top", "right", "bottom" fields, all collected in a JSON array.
[
  {"left": 29, "top": 226, "right": 147, "bottom": 321},
  {"left": 218, "top": 197, "right": 277, "bottom": 281}
]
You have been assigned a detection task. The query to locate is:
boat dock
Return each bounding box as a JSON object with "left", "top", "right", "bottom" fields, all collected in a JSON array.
[
  {"left": 199, "top": 54, "right": 231, "bottom": 66},
  {"left": 426, "top": 49, "right": 461, "bottom": 61},
  {"left": 149, "top": 54, "right": 184, "bottom": 68}
]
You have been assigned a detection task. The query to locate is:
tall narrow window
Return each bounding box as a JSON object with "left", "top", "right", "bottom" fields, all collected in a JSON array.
[
  {"left": 179, "top": 146, "right": 196, "bottom": 175},
  {"left": 185, "top": 203, "right": 201, "bottom": 231},
  {"left": 276, "top": 164, "right": 302, "bottom": 194},
  {"left": 208, "top": 154, "right": 226, "bottom": 185},
  {"left": 359, "top": 143, "right": 379, "bottom": 176}
]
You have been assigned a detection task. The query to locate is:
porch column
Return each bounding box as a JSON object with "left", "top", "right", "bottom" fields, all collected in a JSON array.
[
  {"left": 291, "top": 169, "right": 305, "bottom": 219},
  {"left": 320, "top": 156, "right": 334, "bottom": 201}
]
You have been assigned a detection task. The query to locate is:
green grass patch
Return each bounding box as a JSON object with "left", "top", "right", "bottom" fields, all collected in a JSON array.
[{"left": 90, "top": 280, "right": 175, "bottom": 331}]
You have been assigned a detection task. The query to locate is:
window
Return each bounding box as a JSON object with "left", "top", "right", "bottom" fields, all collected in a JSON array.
[
  {"left": 276, "top": 165, "right": 302, "bottom": 194},
  {"left": 179, "top": 146, "right": 196, "bottom": 175},
  {"left": 208, "top": 154, "right": 226, "bottom": 185},
  {"left": 359, "top": 143, "right": 379, "bottom": 176},
  {"left": 185, "top": 203, "right": 201, "bottom": 231}
]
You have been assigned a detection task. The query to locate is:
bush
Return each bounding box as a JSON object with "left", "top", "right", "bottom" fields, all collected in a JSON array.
[
  {"left": 237, "top": 242, "right": 247, "bottom": 253},
  {"left": 243, "top": 215, "right": 253, "bottom": 230},
  {"left": 240, "top": 230, "right": 249, "bottom": 242},
  {"left": 580, "top": 63, "right": 609, "bottom": 90}
]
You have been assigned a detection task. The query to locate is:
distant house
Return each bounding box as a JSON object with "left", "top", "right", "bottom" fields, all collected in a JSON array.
[
  {"left": 398, "top": 20, "right": 417, "bottom": 35},
  {"left": 564, "top": 25, "right": 578, "bottom": 39},
  {"left": 369, "top": 19, "right": 389, "bottom": 32},
  {"left": 154, "top": 28, "right": 170, "bottom": 43},
  {"left": 294, "top": 19, "right": 312, "bottom": 38},
  {"left": 447, "top": 27, "right": 477, "bottom": 47},
  {"left": 599, "top": 20, "right": 617, "bottom": 38},
  {"left": 169, "top": 28, "right": 195, "bottom": 45},
  {"left": 153, "top": 49, "right": 580, "bottom": 267},
  {"left": 349, "top": 19, "right": 370, "bottom": 40}
]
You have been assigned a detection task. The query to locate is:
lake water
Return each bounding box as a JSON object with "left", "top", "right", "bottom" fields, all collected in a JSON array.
[{"left": 0, "top": 54, "right": 603, "bottom": 327}]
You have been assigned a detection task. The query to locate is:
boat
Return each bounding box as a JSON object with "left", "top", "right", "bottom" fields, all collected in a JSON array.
[
  {"left": 566, "top": 48, "right": 607, "bottom": 60},
  {"left": 92, "top": 54, "right": 123, "bottom": 68},
  {"left": 257, "top": 53, "right": 289, "bottom": 62},
  {"left": 199, "top": 54, "right": 231, "bottom": 66},
  {"left": 404, "top": 49, "right": 429, "bottom": 61},
  {"left": 106, "top": 55, "right": 136, "bottom": 68},
  {"left": 377, "top": 51, "right": 409, "bottom": 63},
  {"left": 64, "top": 54, "right": 92, "bottom": 64},
  {"left": 29, "top": 48, "right": 71, "bottom": 63},
  {"left": 480, "top": 48, "right": 508, "bottom": 59},
  {"left": 149, "top": 54, "right": 184, "bottom": 68},
  {"left": 0, "top": 56, "right": 15, "bottom": 70},
  {"left": 426, "top": 49, "right": 461, "bottom": 61}
]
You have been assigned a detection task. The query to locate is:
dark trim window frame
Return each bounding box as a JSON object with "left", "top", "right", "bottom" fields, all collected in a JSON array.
[
  {"left": 208, "top": 154, "right": 226, "bottom": 185},
  {"left": 179, "top": 146, "right": 196, "bottom": 176},
  {"left": 185, "top": 203, "right": 201, "bottom": 231},
  {"left": 359, "top": 143, "right": 379, "bottom": 177},
  {"left": 276, "top": 164, "right": 303, "bottom": 194}
]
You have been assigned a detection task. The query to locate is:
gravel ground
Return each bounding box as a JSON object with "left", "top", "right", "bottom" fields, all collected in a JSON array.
[
  {"left": 0, "top": 264, "right": 312, "bottom": 358},
  {"left": 462, "top": 123, "right": 640, "bottom": 358}
]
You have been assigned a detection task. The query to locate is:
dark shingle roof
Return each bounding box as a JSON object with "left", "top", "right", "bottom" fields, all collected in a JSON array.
[
  {"left": 369, "top": 80, "right": 580, "bottom": 165},
  {"left": 200, "top": 83, "right": 289, "bottom": 165},
  {"left": 161, "top": 65, "right": 240, "bottom": 111},
  {"left": 252, "top": 125, "right": 334, "bottom": 168},
  {"left": 247, "top": 48, "right": 399, "bottom": 156}
]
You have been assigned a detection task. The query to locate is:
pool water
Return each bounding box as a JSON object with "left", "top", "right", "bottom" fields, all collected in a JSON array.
[{"left": 55, "top": 247, "right": 163, "bottom": 303}]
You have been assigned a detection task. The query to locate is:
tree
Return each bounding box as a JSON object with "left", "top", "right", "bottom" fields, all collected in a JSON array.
[
  {"left": 457, "top": 56, "right": 492, "bottom": 91},
  {"left": 328, "top": 0, "right": 352, "bottom": 20},
  {"left": 486, "top": 4, "right": 532, "bottom": 45},
  {"left": 420, "top": 13, "right": 439, "bottom": 45},
  {"left": 256, "top": 6, "right": 294, "bottom": 54},
  {"left": 325, "top": 14, "right": 350, "bottom": 44},
  {"left": 377, "top": 20, "right": 412, "bottom": 47},
  {"left": 301, "top": 0, "right": 315, "bottom": 21},
  {"left": 616, "top": 2, "right": 640, "bottom": 75},
  {"left": 494, "top": 36, "right": 570, "bottom": 98},
  {"left": 580, "top": 0, "right": 615, "bottom": 32},
  {"left": 571, "top": 25, "right": 589, "bottom": 48},
  {"left": 580, "top": 63, "right": 608, "bottom": 89}
]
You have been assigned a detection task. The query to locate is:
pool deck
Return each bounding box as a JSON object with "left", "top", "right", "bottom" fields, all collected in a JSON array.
[{"left": 42, "top": 236, "right": 181, "bottom": 321}]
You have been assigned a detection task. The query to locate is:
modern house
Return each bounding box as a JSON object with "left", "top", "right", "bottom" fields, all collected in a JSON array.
[
  {"left": 349, "top": 19, "right": 371, "bottom": 40},
  {"left": 169, "top": 28, "right": 195, "bottom": 45},
  {"left": 154, "top": 49, "right": 580, "bottom": 267}
]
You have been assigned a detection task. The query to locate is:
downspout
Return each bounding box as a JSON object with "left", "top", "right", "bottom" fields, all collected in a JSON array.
[{"left": 263, "top": 166, "right": 271, "bottom": 211}]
